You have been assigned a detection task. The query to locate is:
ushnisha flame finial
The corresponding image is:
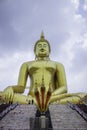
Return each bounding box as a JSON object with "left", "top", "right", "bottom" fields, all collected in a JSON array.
[{"left": 40, "top": 31, "right": 45, "bottom": 40}]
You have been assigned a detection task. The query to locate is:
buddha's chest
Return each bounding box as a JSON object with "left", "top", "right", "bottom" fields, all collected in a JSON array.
[{"left": 28, "top": 61, "right": 56, "bottom": 74}]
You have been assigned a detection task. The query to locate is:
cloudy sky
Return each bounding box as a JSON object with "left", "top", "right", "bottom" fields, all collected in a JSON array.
[{"left": 0, "top": 0, "right": 87, "bottom": 95}]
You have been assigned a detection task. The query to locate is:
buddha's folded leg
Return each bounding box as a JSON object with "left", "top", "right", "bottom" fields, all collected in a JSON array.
[
  {"left": 56, "top": 96, "right": 81, "bottom": 104},
  {"left": 50, "top": 93, "right": 73, "bottom": 103},
  {"left": 13, "top": 94, "right": 29, "bottom": 104},
  {"left": 0, "top": 92, "right": 33, "bottom": 104},
  {"left": 50, "top": 93, "right": 87, "bottom": 104}
]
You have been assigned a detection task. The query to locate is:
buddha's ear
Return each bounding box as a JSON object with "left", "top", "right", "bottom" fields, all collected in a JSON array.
[{"left": 35, "top": 55, "right": 37, "bottom": 60}]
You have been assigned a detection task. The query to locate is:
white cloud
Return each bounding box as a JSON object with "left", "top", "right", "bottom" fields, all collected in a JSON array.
[
  {"left": 83, "top": 0, "right": 87, "bottom": 11},
  {"left": 0, "top": 51, "right": 34, "bottom": 91},
  {"left": 52, "top": 5, "right": 87, "bottom": 93},
  {"left": 71, "top": 0, "right": 80, "bottom": 10},
  {"left": 68, "top": 68, "right": 87, "bottom": 92}
]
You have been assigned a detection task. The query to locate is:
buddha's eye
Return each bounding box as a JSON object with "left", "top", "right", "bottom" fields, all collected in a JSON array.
[
  {"left": 43, "top": 44, "right": 47, "bottom": 48},
  {"left": 38, "top": 44, "right": 42, "bottom": 48}
]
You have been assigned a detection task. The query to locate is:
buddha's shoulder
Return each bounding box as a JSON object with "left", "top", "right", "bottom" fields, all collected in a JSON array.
[
  {"left": 50, "top": 60, "right": 64, "bottom": 67},
  {"left": 21, "top": 60, "right": 64, "bottom": 68},
  {"left": 21, "top": 61, "right": 35, "bottom": 66}
]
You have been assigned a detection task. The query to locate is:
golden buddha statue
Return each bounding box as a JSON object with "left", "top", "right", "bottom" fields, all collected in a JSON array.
[{"left": 0, "top": 32, "right": 86, "bottom": 111}]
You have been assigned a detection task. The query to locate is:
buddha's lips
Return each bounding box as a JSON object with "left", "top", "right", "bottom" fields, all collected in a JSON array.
[{"left": 40, "top": 48, "right": 45, "bottom": 52}]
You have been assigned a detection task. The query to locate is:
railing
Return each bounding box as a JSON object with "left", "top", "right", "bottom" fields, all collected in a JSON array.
[
  {"left": 0, "top": 102, "right": 18, "bottom": 120},
  {"left": 67, "top": 102, "right": 87, "bottom": 121}
]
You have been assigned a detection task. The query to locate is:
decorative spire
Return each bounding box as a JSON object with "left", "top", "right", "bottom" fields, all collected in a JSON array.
[{"left": 40, "top": 31, "right": 45, "bottom": 40}]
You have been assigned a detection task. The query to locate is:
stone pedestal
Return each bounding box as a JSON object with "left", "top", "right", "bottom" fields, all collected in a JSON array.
[
  {"left": 30, "top": 116, "right": 50, "bottom": 130},
  {"left": 0, "top": 104, "right": 87, "bottom": 130}
]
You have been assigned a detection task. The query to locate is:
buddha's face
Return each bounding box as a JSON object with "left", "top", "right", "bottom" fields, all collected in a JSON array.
[{"left": 35, "top": 42, "right": 50, "bottom": 57}]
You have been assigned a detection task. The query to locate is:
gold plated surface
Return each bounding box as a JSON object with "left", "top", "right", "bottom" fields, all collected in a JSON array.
[{"left": 0, "top": 32, "right": 86, "bottom": 112}]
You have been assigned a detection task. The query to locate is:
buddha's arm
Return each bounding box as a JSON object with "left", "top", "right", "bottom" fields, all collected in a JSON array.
[
  {"left": 12, "top": 62, "right": 28, "bottom": 93},
  {"left": 52, "top": 63, "right": 67, "bottom": 96},
  {"left": 1, "top": 62, "right": 29, "bottom": 103}
]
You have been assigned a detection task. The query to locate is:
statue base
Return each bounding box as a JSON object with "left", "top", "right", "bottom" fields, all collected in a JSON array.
[{"left": 30, "top": 109, "right": 53, "bottom": 130}]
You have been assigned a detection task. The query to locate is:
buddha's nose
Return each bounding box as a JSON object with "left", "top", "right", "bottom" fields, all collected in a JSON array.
[
  {"left": 41, "top": 48, "right": 44, "bottom": 52},
  {"left": 41, "top": 45, "right": 44, "bottom": 50}
]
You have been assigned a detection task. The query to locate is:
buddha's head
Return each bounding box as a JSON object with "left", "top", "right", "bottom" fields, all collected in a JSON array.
[{"left": 34, "top": 32, "right": 51, "bottom": 59}]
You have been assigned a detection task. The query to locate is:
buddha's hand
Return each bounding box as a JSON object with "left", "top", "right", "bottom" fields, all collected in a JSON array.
[
  {"left": 3, "top": 86, "right": 14, "bottom": 103},
  {"left": 26, "top": 95, "right": 37, "bottom": 105}
]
